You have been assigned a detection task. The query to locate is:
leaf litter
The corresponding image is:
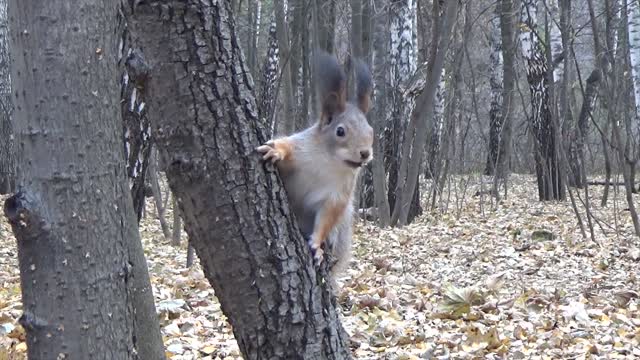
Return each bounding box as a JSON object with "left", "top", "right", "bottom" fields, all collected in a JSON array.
[{"left": 1, "top": 174, "right": 639, "bottom": 359}]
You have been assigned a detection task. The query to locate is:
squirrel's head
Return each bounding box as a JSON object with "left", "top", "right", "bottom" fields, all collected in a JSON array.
[{"left": 315, "top": 53, "right": 373, "bottom": 170}]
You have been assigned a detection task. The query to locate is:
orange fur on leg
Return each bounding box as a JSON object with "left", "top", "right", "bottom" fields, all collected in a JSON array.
[{"left": 309, "top": 200, "right": 347, "bottom": 263}]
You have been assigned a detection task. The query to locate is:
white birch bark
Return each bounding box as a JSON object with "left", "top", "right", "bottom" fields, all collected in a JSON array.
[
  {"left": 628, "top": 0, "right": 640, "bottom": 115},
  {"left": 548, "top": 0, "right": 564, "bottom": 82}
]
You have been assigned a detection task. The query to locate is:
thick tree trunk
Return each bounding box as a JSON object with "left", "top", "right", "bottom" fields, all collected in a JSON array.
[
  {"left": 4, "top": 0, "right": 159, "bottom": 357},
  {"left": 128, "top": 2, "right": 351, "bottom": 359},
  {"left": 0, "top": 0, "right": 14, "bottom": 195}
]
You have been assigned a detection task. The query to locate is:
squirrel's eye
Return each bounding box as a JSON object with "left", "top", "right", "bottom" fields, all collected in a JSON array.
[{"left": 336, "top": 126, "right": 345, "bottom": 137}]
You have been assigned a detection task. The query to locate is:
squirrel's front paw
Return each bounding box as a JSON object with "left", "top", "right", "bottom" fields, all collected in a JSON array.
[
  {"left": 256, "top": 140, "right": 283, "bottom": 163},
  {"left": 308, "top": 237, "right": 324, "bottom": 265}
]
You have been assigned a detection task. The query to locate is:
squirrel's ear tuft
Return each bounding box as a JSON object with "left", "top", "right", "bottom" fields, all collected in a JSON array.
[
  {"left": 315, "top": 51, "right": 346, "bottom": 125},
  {"left": 354, "top": 59, "right": 372, "bottom": 114}
]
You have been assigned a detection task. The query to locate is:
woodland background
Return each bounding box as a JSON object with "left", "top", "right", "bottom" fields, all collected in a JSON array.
[{"left": 0, "top": 0, "right": 639, "bottom": 359}]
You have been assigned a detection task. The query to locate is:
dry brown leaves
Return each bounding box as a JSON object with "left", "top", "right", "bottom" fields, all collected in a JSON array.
[{"left": 1, "top": 175, "right": 639, "bottom": 359}]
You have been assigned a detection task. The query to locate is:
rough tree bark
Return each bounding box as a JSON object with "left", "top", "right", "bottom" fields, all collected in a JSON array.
[
  {"left": 127, "top": 1, "right": 352, "bottom": 359},
  {"left": 0, "top": 0, "right": 14, "bottom": 195},
  {"left": 4, "top": 0, "right": 164, "bottom": 358}
]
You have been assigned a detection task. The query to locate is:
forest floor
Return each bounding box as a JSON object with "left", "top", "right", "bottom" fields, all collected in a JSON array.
[{"left": 1, "top": 174, "right": 639, "bottom": 359}]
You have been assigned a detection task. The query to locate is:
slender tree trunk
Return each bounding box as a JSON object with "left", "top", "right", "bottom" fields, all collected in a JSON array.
[
  {"left": 569, "top": 69, "right": 601, "bottom": 187},
  {"left": 391, "top": 0, "right": 458, "bottom": 226},
  {"left": 172, "top": 196, "right": 182, "bottom": 246},
  {"left": 629, "top": 0, "right": 640, "bottom": 123},
  {"left": 258, "top": 17, "right": 279, "bottom": 135},
  {"left": 0, "top": 0, "right": 14, "bottom": 195},
  {"left": 150, "top": 147, "right": 171, "bottom": 240},
  {"left": 315, "top": 0, "right": 336, "bottom": 52},
  {"left": 519, "top": 0, "right": 565, "bottom": 201},
  {"left": 4, "top": 0, "right": 161, "bottom": 357},
  {"left": 485, "top": 6, "right": 504, "bottom": 176},
  {"left": 426, "top": 68, "right": 446, "bottom": 180},
  {"left": 120, "top": 13, "right": 153, "bottom": 222},
  {"left": 274, "top": 0, "right": 296, "bottom": 135},
  {"left": 371, "top": 0, "right": 391, "bottom": 227},
  {"left": 497, "top": 0, "right": 516, "bottom": 182},
  {"left": 127, "top": 2, "right": 352, "bottom": 359}
]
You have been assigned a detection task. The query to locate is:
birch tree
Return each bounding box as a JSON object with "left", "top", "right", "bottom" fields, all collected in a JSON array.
[
  {"left": 386, "top": 0, "right": 421, "bottom": 222},
  {"left": 628, "top": 0, "right": 640, "bottom": 121},
  {"left": 519, "top": 0, "right": 565, "bottom": 200}
]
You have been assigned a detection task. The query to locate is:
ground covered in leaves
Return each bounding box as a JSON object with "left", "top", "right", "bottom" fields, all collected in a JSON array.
[{"left": 1, "top": 175, "right": 639, "bottom": 359}]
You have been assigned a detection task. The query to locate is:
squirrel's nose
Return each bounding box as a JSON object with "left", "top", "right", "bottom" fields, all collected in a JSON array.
[{"left": 360, "top": 150, "right": 370, "bottom": 160}]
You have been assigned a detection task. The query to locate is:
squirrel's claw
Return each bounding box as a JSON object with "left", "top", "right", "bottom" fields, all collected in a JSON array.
[
  {"left": 256, "top": 143, "right": 282, "bottom": 163},
  {"left": 308, "top": 237, "right": 324, "bottom": 265}
]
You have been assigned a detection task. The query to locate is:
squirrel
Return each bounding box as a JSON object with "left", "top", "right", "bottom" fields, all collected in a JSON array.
[{"left": 257, "top": 52, "right": 373, "bottom": 278}]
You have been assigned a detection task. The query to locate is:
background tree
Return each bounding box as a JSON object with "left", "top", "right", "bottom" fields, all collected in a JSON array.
[
  {"left": 0, "top": 0, "right": 13, "bottom": 195},
  {"left": 4, "top": 0, "right": 163, "bottom": 357}
]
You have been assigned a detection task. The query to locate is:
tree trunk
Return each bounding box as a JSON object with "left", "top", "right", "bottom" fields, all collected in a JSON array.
[
  {"left": 485, "top": 7, "right": 504, "bottom": 176},
  {"left": 120, "top": 19, "right": 153, "bottom": 222},
  {"left": 426, "top": 68, "right": 446, "bottom": 180},
  {"left": 628, "top": 0, "right": 640, "bottom": 120},
  {"left": 371, "top": 0, "right": 392, "bottom": 227},
  {"left": 496, "top": 0, "right": 516, "bottom": 181},
  {"left": 258, "top": 17, "right": 279, "bottom": 135},
  {"left": 519, "top": 0, "right": 565, "bottom": 201},
  {"left": 149, "top": 147, "right": 172, "bottom": 240},
  {"left": 315, "top": 0, "right": 336, "bottom": 52},
  {"left": 274, "top": 0, "right": 296, "bottom": 135},
  {"left": 4, "top": 0, "right": 161, "bottom": 357},
  {"left": 391, "top": 0, "right": 458, "bottom": 226},
  {"left": 387, "top": 0, "right": 422, "bottom": 224},
  {"left": 172, "top": 195, "right": 182, "bottom": 246},
  {"left": 127, "top": 2, "right": 352, "bottom": 359},
  {"left": 569, "top": 69, "right": 601, "bottom": 187},
  {"left": 0, "top": 0, "right": 14, "bottom": 195}
]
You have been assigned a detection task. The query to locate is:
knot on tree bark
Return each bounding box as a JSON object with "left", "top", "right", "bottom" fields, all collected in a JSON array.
[
  {"left": 18, "top": 310, "right": 49, "bottom": 331},
  {"left": 125, "top": 49, "right": 150, "bottom": 88},
  {"left": 4, "top": 191, "right": 51, "bottom": 243}
]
